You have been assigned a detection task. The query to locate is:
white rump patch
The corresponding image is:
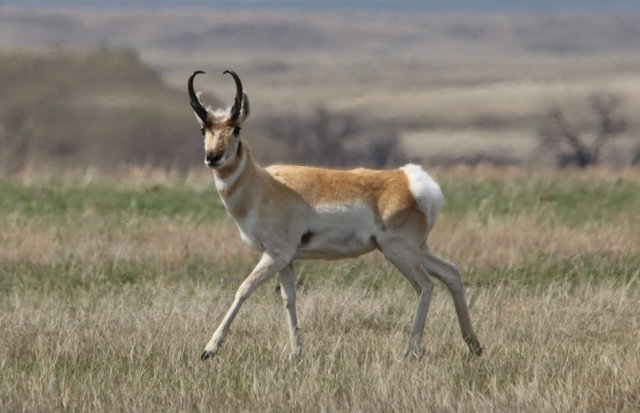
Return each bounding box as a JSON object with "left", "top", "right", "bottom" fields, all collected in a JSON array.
[{"left": 400, "top": 164, "right": 444, "bottom": 234}]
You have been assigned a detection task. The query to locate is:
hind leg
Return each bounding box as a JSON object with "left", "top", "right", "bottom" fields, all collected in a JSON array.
[
  {"left": 378, "top": 240, "right": 434, "bottom": 356},
  {"left": 420, "top": 246, "right": 483, "bottom": 355}
]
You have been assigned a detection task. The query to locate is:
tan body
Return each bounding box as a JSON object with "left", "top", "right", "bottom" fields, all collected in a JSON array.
[
  {"left": 219, "top": 145, "right": 426, "bottom": 259},
  {"left": 189, "top": 70, "right": 482, "bottom": 360}
]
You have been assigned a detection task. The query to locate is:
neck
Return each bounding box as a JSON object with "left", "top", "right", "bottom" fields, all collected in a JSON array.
[{"left": 212, "top": 140, "right": 255, "bottom": 197}]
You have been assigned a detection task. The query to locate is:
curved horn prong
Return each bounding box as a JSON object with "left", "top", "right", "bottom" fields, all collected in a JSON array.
[
  {"left": 188, "top": 70, "right": 208, "bottom": 123},
  {"left": 223, "top": 69, "right": 243, "bottom": 123}
]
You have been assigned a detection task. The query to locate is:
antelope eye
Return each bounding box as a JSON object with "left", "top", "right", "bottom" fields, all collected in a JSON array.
[{"left": 200, "top": 127, "right": 205, "bottom": 136}]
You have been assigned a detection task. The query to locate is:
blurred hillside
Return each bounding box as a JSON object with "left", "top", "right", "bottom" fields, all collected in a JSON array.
[
  {"left": 0, "top": 48, "right": 206, "bottom": 173},
  {"left": 1, "top": 9, "right": 639, "bottom": 172}
]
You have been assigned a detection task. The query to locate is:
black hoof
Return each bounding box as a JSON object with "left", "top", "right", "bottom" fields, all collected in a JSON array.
[
  {"left": 466, "top": 337, "right": 483, "bottom": 357},
  {"left": 201, "top": 350, "right": 215, "bottom": 360},
  {"left": 469, "top": 343, "right": 483, "bottom": 356}
]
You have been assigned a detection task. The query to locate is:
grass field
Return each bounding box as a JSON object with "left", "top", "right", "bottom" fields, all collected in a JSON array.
[{"left": 1, "top": 168, "right": 639, "bottom": 411}]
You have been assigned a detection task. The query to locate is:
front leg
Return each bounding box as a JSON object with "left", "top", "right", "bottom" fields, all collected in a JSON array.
[
  {"left": 279, "top": 263, "right": 302, "bottom": 359},
  {"left": 201, "top": 252, "right": 290, "bottom": 360}
]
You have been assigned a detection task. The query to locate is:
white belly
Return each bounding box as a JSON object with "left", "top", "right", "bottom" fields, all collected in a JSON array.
[{"left": 294, "top": 202, "right": 380, "bottom": 260}]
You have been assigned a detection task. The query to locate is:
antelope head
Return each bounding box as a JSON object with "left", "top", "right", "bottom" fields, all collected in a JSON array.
[{"left": 188, "top": 70, "right": 250, "bottom": 169}]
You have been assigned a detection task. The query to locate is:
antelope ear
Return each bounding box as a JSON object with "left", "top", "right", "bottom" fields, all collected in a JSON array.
[
  {"left": 240, "top": 91, "right": 250, "bottom": 122},
  {"left": 194, "top": 91, "right": 207, "bottom": 126}
]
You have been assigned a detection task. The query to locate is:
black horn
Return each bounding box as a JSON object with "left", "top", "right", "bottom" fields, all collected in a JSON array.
[
  {"left": 223, "top": 70, "right": 243, "bottom": 123},
  {"left": 188, "top": 70, "right": 208, "bottom": 123}
]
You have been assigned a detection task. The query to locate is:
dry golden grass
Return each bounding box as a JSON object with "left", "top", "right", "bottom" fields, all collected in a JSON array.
[
  {"left": 1, "top": 167, "right": 638, "bottom": 411},
  {"left": 1, "top": 277, "right": 638, "bottom": 411}
]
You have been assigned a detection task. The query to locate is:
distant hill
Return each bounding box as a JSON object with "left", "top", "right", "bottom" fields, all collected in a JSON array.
[
  {"left": 3, "top": 0, "right": 640, "bottom": 12},
  {"left": 2, "top": 9, "right": 639, "bottom": 171},
  {"left": 0, "top": 48, "right": 215, "bottom": 173},
  {"left": 2, "top": 9, "right": 640, "bottom": 56}
]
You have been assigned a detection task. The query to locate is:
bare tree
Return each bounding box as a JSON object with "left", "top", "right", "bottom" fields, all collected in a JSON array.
[
  {"left": 590, "top": 94, "right": 628, "bottom": 164},
  {"left": 0, "top": 106, "right": 37, "bottom": 175},
  {"left": 538, "top": 93, "right": 627, "bottom": 168},
  {"left": 264, "top": 107, "right": 406, "bottom": 168},
  {"left": 633, "top": 149, "right": 640, "bottom": 166}
]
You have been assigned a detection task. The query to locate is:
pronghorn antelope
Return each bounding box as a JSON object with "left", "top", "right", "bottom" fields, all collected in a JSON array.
[{"left": 189, "top": 70, "right": 483, "bottom": 360}]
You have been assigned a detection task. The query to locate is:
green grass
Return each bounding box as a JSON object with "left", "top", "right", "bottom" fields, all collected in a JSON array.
[
  {"left": 3, "top": 174, "right": 637, "bottom": 225},
  {"left": 440, "top": 176, "right": 640, "bottom": 227},
  {"left": 0, "top": 180, "right": 225, "bottom": 221}
]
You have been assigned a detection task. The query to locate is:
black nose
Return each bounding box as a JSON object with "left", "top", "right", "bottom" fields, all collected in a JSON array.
[{"left": 205, "top": 151, "right": 223, "bottom": 166}]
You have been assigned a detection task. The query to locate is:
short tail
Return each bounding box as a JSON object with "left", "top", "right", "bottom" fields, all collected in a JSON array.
[{"left": 400, "top": 164, "right": 444, "bottom": 234}]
